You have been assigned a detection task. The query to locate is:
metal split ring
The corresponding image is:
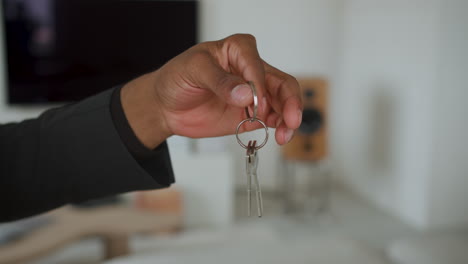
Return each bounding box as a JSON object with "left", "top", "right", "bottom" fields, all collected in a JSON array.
[
  {"left": 236, "top": 81, "right": 269, "bottom": 150},
  {"left": 244, "top": 81, "right": 258, "bottom": 121},
  {"left": 235, "top": 118, "right": 269, "bottom": 150}
]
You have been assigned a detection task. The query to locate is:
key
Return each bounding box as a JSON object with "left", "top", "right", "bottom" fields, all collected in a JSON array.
[
  {"left": 235, "top": 81, "right": 269, "bottom": 217},
  {"left": 246, "top": 140, "right": 263, "bottom": 217}
]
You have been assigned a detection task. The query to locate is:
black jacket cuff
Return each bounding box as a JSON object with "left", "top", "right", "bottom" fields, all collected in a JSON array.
[{"left": 109, "top": 85, "right": 175, "bottom": 186}]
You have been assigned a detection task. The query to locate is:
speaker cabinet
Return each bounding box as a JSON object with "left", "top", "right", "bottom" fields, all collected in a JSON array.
[{"left": 282, "top": 78, "right": 328, "bottom": 161}]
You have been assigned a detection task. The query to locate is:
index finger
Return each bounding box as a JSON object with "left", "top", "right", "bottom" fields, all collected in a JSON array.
[{"left": 216, "top": 34, "right": 266, "bottom": 115}]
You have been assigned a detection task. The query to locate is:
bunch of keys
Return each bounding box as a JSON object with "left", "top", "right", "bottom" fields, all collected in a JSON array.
[{"left": 235, "top": 82, "right": 269, "bottom": 217}]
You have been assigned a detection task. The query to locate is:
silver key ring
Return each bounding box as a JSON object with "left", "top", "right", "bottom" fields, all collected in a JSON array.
[
  {"left": 236, "top": 118, "right": 269, "bottom": 150},
  {"left": 244, "top": 81, "right": 258, "bottom": 121}
]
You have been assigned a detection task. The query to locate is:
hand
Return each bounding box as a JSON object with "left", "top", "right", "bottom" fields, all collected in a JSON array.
[{"left": 121, "top": 34, "right": 303, "bottom": 149}]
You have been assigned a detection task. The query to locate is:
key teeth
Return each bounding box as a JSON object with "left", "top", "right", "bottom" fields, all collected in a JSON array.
[{"left": 245, "top": 140, "right": 262, "bottom": 218}]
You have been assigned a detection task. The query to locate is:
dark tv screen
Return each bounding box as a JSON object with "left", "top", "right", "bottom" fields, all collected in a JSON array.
[{"left": 2, "top": 0, "right": 197, "bottom": 104}]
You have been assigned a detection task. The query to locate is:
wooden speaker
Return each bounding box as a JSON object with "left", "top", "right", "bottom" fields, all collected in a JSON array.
[{"left": 282, "top": 78, "right": 328, "bottom": 161}]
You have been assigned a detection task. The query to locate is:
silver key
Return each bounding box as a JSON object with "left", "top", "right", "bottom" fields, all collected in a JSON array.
[
  {"left": 235, "top": 81, "right": 269, "bottom": 217},
  {"left": 246, "top": 140, "right": 263, "bottom": 217}
]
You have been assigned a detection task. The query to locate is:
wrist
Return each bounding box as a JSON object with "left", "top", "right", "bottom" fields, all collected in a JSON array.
[{"left": 120, "top": 72, "right": 172, "bottom": 149}]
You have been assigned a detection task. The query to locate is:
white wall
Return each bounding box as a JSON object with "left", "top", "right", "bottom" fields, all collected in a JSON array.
[
  {"left": 170, "top": 151, "right": 234, "bottom": 228},
  {"left": 336, "top": 0, "right": 439, "bottom": 228},
  {"left": 336, "top": 0, "right": 468, "bottom": 230},
  {"left": 199, "top": 0, "right": 341, "bottom": 76},
  {"left": 428, "top": 0, "right": 468, "bottom": 228}
]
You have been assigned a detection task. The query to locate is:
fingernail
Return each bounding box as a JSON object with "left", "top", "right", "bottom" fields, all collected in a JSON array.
[
  {"left": 262, "top": 97, "right": 267, "bottom": 113},
  {"left": 231, "top": 84, "right": 251, "bottom": 104},
  {"left": 284, "top": 129, "right": 294, "bottom": 143},
  {"left": 297, "top": 109, "right": 303, "bottom": 124}
]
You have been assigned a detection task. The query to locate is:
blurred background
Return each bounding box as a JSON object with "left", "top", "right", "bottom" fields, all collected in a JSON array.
[{"left": 1, "top": 0, "right": 467, "bottom": 263}]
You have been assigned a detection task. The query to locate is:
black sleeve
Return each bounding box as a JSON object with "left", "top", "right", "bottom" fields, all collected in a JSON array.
[
  {"left": 0, "top": 87, "right": 174, "bottom": 222},
  {"left": 109, "top": 85, "right": 174, "bottom": 186}
]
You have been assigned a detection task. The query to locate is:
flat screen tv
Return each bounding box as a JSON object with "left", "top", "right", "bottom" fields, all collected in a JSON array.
[{"left": 2, "top": 0, "right": 197, "bottom": 104}]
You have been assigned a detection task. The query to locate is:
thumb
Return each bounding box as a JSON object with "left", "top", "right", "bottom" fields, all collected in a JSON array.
[{"left": 228, "top": 82, "right": 253, "bottom": 107}]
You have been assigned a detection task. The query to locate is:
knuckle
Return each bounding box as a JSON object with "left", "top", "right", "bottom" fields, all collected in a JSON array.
[
  {"left": 280, "top": 75, "right": 303, "bottom": 102},
  {"left": 281, "top": 74, "right": 299, "bottom": 89},
  {"left": 288, "top": 75, "right": 300, "bottom": 89},
  {"left": 241, "top": 33, "right": 257, "bottom": 43},
  {"left": 288, "top": 76, "right": 303, "bottom": 105},
  {"left": 228, "top": 33, "right": 257, "bottom": 46}
]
